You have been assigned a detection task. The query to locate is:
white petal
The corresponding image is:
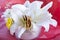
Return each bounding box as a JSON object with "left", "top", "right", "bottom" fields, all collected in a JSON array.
[
  {"left": 24, "top": 1, "right": 30, "bottom": 7},
  {"left": 11, "top": 4, "right": 27, "bottom": 12},
  {"left": 42, "top": 22, "right": 50, "bottom": 32},
  {"left": 10, "top": 23, "right": 18, "bottom": 35},
  {"left": 30, "top": 1, "right": 43, "bottom": 8},
  {"left": 15, "top": 26, "right": 26, "bottom": 38},
  {"left": 42, "top": 1, "right": 53, "bottom": 11},
  {"left": 11, "top": 8, "right": 23, "bottom": 18},
  {"left": 2, "top": 9, "right": 11, "bottom": 18},
  {"left": 31, "top": 2, "right": 53, "bottom": 23},
  {"left": 21, "top": 23, "right": 41, "bottom": 39},
  {"left": 33, "top": 12, "right": 52, "bottom": 32},
  {"left": 35, "top": 19, "right": 50, "bottom": 32},
  {"left": 50, "top": 19, "right": 57, "bottom": 27},
  {"left": 27, "top": 1, "right": 43, "bottom": 19},
  {"left": 31, "top": 22, "right": 41, "bottom": 32},
  {"left": 10, "top": 12, "right": 20, "bottom": 25},
  {"left": 33, "top": 11, "right": 51, "bottom": 24}
]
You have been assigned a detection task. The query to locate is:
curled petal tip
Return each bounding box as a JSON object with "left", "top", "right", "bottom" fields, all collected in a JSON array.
[
  {"left": 51, "top": 19, "right": 57, "bottom": 27},
  {"left": 42, "top": 1, "right": 53, "bottom": 11},
  {"left": 24, "top": 0, "right": 30, "bottom": 7}
]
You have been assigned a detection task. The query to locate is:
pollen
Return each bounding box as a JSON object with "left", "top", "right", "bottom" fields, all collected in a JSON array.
[{"left": 6, "top": 18, "right": 13, "bottom": 29}]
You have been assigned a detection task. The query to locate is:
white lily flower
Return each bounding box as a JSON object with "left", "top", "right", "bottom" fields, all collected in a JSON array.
[{"left": 2, "top": 1, "right": 57, "bottom": 40}]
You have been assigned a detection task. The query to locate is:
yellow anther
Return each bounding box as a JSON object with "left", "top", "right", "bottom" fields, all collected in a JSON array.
[{"left": 6, "top": 18, "right": 13, "bottom": 29}]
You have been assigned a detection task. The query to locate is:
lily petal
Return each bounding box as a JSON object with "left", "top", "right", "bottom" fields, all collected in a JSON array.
[
  {"left": 50, "top": 19, "right": 57, "bottom": 27},
  {"left": 2, "top": 9, "right": 11, "bottom": 18},
  {"left": 11, "top": 4, "right": 27, "bottom": 12},
  {"left": 33, "top": 11, "right": 52, "bottom": 24},
  {"left": 31, "top": 22, "right": 41, "bottom": 33},
  {"left": 10, "top": 23, "right": 18, "bottom": 35},
  {"left": 24, "top": 1, "right": 30, "bottom": 7},
  {"left": 42, "top": 1, "right": 53, "bottom": 11},
  {"left": 21, "top": 22, "right": 41, "bottom": 39},
  {"left": 26, "top": 1, "right": 43, "bottom": 21},
  {"left": 42, "top": 22, "right": 50, "bottom": 32},
  {"left": 11, "top": 8, "right": 24, "bottom": 18},
  {"left": 30, "top": 1, "right": 43, "bottom": 8},
  {"left": 15, "top": 26, "right": 26, "bottom": 38},
  {"left": 10, "top": 11, "right": 20, "bottom": 25}
]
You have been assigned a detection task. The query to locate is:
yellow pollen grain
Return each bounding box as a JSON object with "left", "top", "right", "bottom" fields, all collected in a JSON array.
[{"left": 6, "top": 18, "right": 13, "bottom": 29}]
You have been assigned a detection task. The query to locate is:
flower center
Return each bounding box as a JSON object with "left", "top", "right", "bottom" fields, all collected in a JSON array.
[{"left": 23, "top": 15, "right": 31, "bottom": 30}]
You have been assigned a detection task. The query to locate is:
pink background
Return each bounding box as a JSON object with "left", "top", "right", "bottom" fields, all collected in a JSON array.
[{"left": 0, "top": 0, "right": 60, "bottom": 40}]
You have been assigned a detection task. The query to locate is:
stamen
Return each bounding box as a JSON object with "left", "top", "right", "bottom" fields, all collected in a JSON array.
[
  {"left": 23, "top": 15, "right": 31, "bottom": 30},
  {"left": 6, "top": 18, "right": 13, "bottom": 29}
]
